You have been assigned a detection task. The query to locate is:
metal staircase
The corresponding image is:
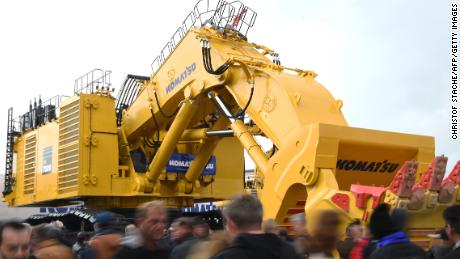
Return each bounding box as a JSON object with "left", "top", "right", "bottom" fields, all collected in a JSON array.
[{"left": 3, "top": 108, "right": 17, "bottom": 196}]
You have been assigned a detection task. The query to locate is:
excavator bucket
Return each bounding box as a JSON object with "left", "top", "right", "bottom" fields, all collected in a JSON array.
[{"left": 258, "top": 123, "right": 459, "bottom": 247}]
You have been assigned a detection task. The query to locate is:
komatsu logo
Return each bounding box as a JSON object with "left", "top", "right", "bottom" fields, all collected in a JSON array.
[
  {"left": 168, "top": 160, "right": 214, "bottom": 170},
  {"left": 336, "top": 159, "right": 399, "bottom": 173},
  {"left": 165, "top": 63, "right": 196, "bottom": 94},
  {"left": 166, "top": 152, "right": 216, "bottom": 175}
]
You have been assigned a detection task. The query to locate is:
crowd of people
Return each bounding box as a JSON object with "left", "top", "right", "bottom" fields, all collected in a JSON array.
[{"left": 0, "top": 194, "right": 459, "bottom": 259}]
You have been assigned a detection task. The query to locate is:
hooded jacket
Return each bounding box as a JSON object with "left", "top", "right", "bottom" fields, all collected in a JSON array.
[
  {"left": 369, "top": 205, "right": 426, "bottom": 259},
  {"left": 211, "top": 233, "right": 296, "bottom": 259}
]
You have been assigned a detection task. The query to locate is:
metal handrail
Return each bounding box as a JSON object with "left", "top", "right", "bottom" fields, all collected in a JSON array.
[
  {"left": 12, "top": 95, "right": 69, "bottom": 134},
  {"left": 150, "top": 0, "right": 257, "bottom": 74},
  {"left": 74, "top": 69, "right": 112, "bottom": 94}
]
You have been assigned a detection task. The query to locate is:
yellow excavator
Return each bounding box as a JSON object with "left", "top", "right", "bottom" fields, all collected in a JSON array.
[{"left": 3, "top": 0, "right": 459, "bottom": 247}]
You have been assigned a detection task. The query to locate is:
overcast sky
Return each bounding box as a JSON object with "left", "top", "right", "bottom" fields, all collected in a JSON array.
[{"left": 0, "top": 0, "right": 456, "bottom": 174}]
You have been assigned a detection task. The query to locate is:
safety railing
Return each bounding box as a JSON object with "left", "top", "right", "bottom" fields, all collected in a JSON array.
[
  {"left": 150, "top": 0, "right": 257, "bottom": 74},
  {"left": 74, "top": 69, "right": 112, "bottom": 94},
  {"left": 12, "top": 95, "right": 69, "bottom": 134}
]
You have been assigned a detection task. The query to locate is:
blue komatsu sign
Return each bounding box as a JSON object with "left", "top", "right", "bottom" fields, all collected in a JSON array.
[{"left": 166, "top": 152, "right": 216, "bottom": 175}]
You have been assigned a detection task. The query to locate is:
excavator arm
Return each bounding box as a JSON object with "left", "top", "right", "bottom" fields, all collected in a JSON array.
[{"left": 120, "top": 2, "right": 460, "bottom": 245}]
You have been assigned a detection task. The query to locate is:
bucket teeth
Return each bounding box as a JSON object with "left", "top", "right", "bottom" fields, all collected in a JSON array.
[
  {"left": 439, "top": 181, "right": 456, "bottom": 203},
  {"left": 439, "top": 160, "right": 460, "bottom": 203},
  {"left": 445, "top": 160, "right": 460, "bottom": 185},
  {"left": 407, "top": 156, "right": 448, "bottom": 210},
  {"left": 387, "top": 160, "right": 418, "bottom": 198},
  {"left": 408, "top": 187, "right": 425, "bottom": 210},
  {"left": 414, "top": 155, "right": 448, "bottom": 192}
]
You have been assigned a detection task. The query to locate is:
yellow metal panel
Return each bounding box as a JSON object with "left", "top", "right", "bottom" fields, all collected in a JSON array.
[
  {"left": 121, "top": 89, "right": 153, "bottom": 141},
  {"left": 87, "top": 133, "right": 118, "bottom": 195},
  {"left": 111, "top": 177, "right": 132, "bottom": 195},
  {"left": 88, "top": 95, "right": 117, "bottom": 134},
  {"left": 76, "top": 94, "right": 119, "bottom": 196},
  {"left": 335, "top": 143, "right": 417, "bottom": 190},
  {"left": 315, "top": 124, "right": 435, "bottom": 190},
  {"left": 209, "top": 137, "right": 245, "bottom": 199},
  {"left": 34, "top": 122, "right": 59, "bottom": 202}
]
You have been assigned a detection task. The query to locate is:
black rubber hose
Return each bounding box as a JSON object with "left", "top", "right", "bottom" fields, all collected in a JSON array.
[
  {"left": 234, "top": 82, "right": 254, "bottom": 119},
  {"left": 148, "top": 105, "right": 161, "bottom": 144},
  {"left": 202, "top": 46, "right": 230, "bottom": 75},
  {"left": 153, "top": 90, "right": 180, "bottom": 118}
]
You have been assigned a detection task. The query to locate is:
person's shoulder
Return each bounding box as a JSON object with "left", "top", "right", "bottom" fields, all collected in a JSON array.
[
  {"left": 441, "top": 247, "right": 460, "bottom": 259},
  {"left": 211, "top": 245, "right": 248, "bottom": 259},
  {"left": 369, "top": 247, "right": 384, "bottom": 259},
  {"left": 115, "top": 244, "right": 170, "bottom": 259},
  {"left": 170, "top": 240, "right": 194, "bottom": 259},
  {"left": 395, "top": 241, "right": 426, "bottom": 256},
  {"left": 114, "top": 245, "right": 138, "bottom": 258},
  {"left": 175, "top": 237, "right": 199, "bottom": 248},
  {"left": 280, "top": 239, "right": 297, "bottom": 258},
  {"left": 369, "top": 242, "right": 426, "bottom": 259}
]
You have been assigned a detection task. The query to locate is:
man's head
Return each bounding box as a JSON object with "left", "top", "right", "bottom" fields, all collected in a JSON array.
[
  {"left": 429, "top": 228, "right": 453, "bottom": 246},
  {"left": 30, "top": 224, "right": 61, "bottom": 248},
  {"left": 170, "top": 217, "right": 194, "bottom": 242},
  {"left": 289, "top": 212, "right": 306, "bottom": 235},
  {"left": 370, "top": 204, "right": 395, "bottom": 239},
  {"left": 192, "top": 219, "right": 210, "bottom": 239},
  {"left": 312, "top": 210, "right": 341, "bottom": 254},
  {"left": 443, "top": 205, "right": 460, "bottom": 242},
  {"left": 346, "top": 219, "right": 363, "bottom": 241},
  {"left": 124, "top": 224, "right": 136, "bottom": 235},
  {"left": 222, "top": 194, "right": 263, "bottom": 239},
  {"left": 390, "top": 208, "right": 408, "bottom": 232},
  {"left": 135, "top": 201, "right": 167, "bottom": 244},
  {"left": 0, "top": 221, "right": 30, "bottom": 259},
  {"left": 94, "top": 212, "right": 116, "bottom": 233}
]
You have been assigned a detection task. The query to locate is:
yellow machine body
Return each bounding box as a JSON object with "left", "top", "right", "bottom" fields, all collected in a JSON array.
[
  {"left": 4, "top": 1, "right": 460, "bottom": 248},
  {"left": 5, "top": 92, "right": 244, "bottom": 208}
]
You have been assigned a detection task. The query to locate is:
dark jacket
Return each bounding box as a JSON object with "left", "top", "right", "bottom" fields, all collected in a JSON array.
[
  {"left": 114, "top": 245, "right": 170, "bottom": 259},
  {"left": 170, "top": 237, "right": 201, "bottom": 259},
  {"left": 363, "top": 240, "right": 378, "bottom": 259},
  {"left": 369, "top": 242, "right": 426, "bottom": 259},
  {"left": 211, "top": 233, "right": 296, "bottom": 259},
  {"left": 441, "top": 247, "right": 460, "bottom": 259},
  {"left": 113, "top": 231, "right": 170, "bottom": 259}
]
